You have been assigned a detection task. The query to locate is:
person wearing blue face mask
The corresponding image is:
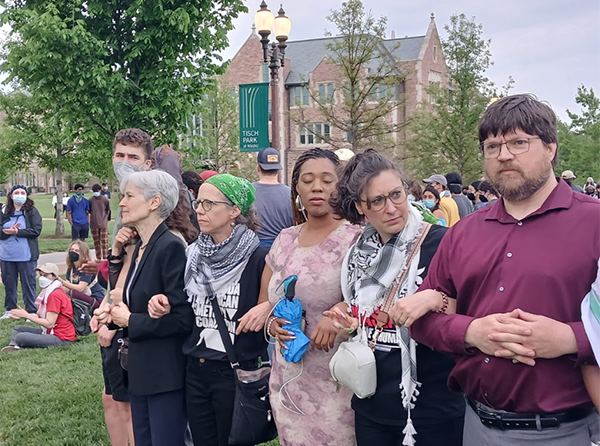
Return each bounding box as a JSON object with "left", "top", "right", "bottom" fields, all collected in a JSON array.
[
  {"left": 66, "top": 184, "right": 91, "bottom": 241},
  {"left": 423, "top": 185, "right": 447, "bottom": 227},
  {"left": 0, "top": 185, "right": 43, "bottom": 319}
]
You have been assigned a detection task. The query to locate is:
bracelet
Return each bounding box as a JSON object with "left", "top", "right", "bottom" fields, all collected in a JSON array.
[
  {"left": 107, "top": 248, "right": 126, "bottom": 262},
  {"left": 266, "top": 316, "right": 277, "bottom": 337},
  {"left": 437, "top": 291, "right": 449, "bottom": 314}
]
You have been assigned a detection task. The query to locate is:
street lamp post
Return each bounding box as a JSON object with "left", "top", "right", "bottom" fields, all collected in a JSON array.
[{"left": 254, "top": 1, "right": 291, "bottom": 156}]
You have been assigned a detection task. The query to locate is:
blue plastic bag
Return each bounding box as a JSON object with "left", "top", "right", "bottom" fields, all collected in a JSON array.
[{"left": 273, "top": 276, "right": 310, "bottom": 363}]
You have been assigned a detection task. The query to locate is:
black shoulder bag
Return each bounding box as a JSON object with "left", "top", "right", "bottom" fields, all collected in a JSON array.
[{"left": 209, "top": 296, "right": 278, "bottom": 446}]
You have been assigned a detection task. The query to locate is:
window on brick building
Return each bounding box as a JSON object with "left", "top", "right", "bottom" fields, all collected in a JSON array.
[
  {"left": 428, "top": 70, "right": 442, "bottom": 104},
  {"left": 262, "top": 63, "right": 270, "bottom": 83},
  {"left": 371, "top": 83, "right": 398, "bottom": 101},
  {"left": 299, "top": 123, "right": 330, "bottom": 145},
  {"left": 433, "top": 46, "right": 437, "bottom": 63},
  {"left": 318, "top": 83, "right": 335, "bottom": 104},
  {"left": 291, "top": 86, "right": 310, "bottom": 106}
]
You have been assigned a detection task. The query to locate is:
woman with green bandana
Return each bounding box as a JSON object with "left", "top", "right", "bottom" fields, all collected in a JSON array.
[{"left": 149, "top": 173, "right": 270, "bottom": 446}]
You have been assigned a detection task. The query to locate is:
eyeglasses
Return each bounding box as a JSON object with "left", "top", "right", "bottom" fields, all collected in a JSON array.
[
  {"left": 193, "top": 199, "right": 233, "bottom": 212},
  {"left": 480, "top": 137, "right": 540, "bottom": 159},
  {"left": 360, "top": 186, "right": 408, "bottom": 211}
]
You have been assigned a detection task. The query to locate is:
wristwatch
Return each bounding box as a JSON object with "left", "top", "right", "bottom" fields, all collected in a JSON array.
[{"left": 107, "top": 248, "right": 126, "bottom": 262}]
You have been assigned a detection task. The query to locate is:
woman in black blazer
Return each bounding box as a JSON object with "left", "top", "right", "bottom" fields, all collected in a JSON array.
[{"left": 100, "top": 170, "right": 193, "bottom": 446}]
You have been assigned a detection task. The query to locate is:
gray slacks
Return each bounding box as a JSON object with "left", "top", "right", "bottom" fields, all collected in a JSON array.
[
  {"left": 463, "top": 400, "right": 600, "bottom": 446},
  {"left": 10, "top": 326, "right": 71, "bottom": 349}
]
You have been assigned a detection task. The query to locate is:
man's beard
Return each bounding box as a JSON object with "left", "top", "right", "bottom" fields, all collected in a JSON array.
[{"left": 486, "top": 162, "right": 552, "bottom": 202}]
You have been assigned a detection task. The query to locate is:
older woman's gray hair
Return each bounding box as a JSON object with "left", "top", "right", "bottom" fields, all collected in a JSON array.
[{"left": 121, "top": 170, "right": 179, "bottom": 219}]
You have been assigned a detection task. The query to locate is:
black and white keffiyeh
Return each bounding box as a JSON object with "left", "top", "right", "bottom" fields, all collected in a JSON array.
[
  {"left": 341, "top": 203, "right": 426, "bottom": 446},
  {"left": 184, "top": 224, "right": 259, "bottom": 301}
]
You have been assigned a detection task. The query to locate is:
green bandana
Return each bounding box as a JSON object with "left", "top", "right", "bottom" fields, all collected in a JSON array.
[{"left": 206, "top": 174, "right": 255, "bottom": 216}]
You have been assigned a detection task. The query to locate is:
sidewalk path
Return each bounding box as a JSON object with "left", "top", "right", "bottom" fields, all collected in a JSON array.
[{"left": 0, "top": 250, "right": 96, "bottom": 283}]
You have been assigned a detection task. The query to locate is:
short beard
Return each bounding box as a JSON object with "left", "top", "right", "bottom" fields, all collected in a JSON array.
[{"left": 490, "top": 169, "right": 552, "bottom": 202}]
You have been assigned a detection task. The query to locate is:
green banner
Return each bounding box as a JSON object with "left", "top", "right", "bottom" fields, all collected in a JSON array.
[{"left": 239, "top": 82, "right": 270, "bottom": 152}]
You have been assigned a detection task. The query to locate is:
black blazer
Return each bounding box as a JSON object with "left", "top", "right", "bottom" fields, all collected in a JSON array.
[
  {"left": 122, "top": 222, "right": 193, "bottom": 396},
  {"left": 0, "top": 206, "right": 42, "bottom": 261}
]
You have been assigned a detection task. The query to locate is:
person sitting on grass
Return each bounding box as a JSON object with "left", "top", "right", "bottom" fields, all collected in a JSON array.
[
  {"left": 58, "top": 240, "right": 104, "bottom": 311},
  {"left": 2, "top": 263, "right": 76, "bottom": 352}
]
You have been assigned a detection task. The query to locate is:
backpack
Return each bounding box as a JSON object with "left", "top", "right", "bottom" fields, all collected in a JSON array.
[{"left": 69, "top": 298, "right": 92, "bottom": 337}]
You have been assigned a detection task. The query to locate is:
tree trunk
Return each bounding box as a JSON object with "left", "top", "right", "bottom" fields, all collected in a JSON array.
[{"left": 54, "top": 157, "right": 65, "bottom": 237}]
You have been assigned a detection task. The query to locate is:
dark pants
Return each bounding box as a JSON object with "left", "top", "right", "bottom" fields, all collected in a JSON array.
[
  {"left": 10, "top": 326, "right": 71, "bottom": 348},
  {"left": 71, "top": 289, "right": 101, "bottom": 310},
  {"left": 1, "top": 260, "right": 37, "bottom": 313},
  {"left": 186, "top": 358, "right": 236, "bottom": 446},
  {"left": 71, "top": 223, "right": 89, "bottom": 240},
  {"left": 355, "top": 412, "right": 464, "bottom": 446},
  {"left": 129, "top": 388, "right": 187, "bottom": 446}
]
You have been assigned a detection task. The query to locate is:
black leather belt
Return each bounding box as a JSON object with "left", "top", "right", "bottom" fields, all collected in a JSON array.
[{"left": 467, "top": 398, "right": 595, "bottom": 431}]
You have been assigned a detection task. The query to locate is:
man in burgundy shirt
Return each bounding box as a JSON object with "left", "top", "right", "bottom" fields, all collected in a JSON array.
[{"left": 411, "top": 94, "right": 599, "bottom": 445}]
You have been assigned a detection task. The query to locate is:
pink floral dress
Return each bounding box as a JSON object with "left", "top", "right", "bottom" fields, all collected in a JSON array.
[{"left": 267, "top": 221, "right": 362, "bottom": 446}]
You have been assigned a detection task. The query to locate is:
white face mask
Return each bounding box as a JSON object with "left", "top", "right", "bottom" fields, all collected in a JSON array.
[
  {"left": 93, "top": 192, "right": 101, "bottom": 197},
  {"left": 13, "top": 194, "right": 27, "bottom": 205},
  {"left": 38, "top": 276, "right": 54, "bottom": 289},
  {"left": 113, "top": 161, "right": 141, "bottom": 183}
]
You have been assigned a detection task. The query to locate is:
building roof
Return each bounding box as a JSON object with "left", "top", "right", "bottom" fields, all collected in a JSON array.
[{"left": 284, "top": 35, "right": 425, "bottom": 86}]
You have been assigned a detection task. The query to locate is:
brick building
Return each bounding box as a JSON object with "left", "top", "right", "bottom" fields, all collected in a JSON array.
[{"left": 225, "top": 14, "right": 448, "bottom": 182}]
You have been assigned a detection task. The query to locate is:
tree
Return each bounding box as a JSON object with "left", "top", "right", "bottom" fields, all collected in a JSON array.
[
  {"left": 293, "top": 0, "right": 406, "bottom": 157},
  {"left": 179, "top": 80, "right": 257, "bottom": 181},
  {"left": 404, "top": 14, "right": 506, "bottom": 182},
  {"left": 0, "top": 90, "right": 87, "bottom": 236},
  {"left": 1, "top": 0, "right": 247, "bottom": 173},
  {"left": 556, "top": 85, "right": 600, "bottom": 184}
]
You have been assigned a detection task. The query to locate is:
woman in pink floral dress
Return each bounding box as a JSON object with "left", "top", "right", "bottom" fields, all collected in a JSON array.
[{"left": 264, "top": 148, "right": 361, "bottom": 446}]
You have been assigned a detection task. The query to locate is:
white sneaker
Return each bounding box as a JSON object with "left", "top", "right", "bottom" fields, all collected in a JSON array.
[
  {"left": 1, "top": 345, "right": 21, "bottom": 352},
  {"left": 0, "top": 311, "right": 11, "bottom": 320}
]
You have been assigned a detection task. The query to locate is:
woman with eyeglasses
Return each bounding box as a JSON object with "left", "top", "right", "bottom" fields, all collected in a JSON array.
[
  {"left": 326, "top": 150, "right": 464, "bottom": 446},
  {"left": 150, "top": 174, "right": 269, "bottom": 446}
]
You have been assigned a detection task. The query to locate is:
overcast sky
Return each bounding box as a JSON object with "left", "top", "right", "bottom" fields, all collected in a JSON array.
[{"left": 221, "top": 0, "right": 600, "bottom": 122}]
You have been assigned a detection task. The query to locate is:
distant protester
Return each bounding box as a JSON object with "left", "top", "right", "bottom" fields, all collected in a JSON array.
[
  {"left": 423, "top": 185, "right": 447, "bottom": 226},
  {"left": 66, "top": 184, "right": 91, "bottom": 241},
  {"left": 2, "top": 263, "right": 76, "bottom": 351},
  {"left": 60, "top": 240, "right": 105, "bottom": 311},
  {"left": 182, "top": 170, "right": 204, "bottom": 199},
  {"left": 0, "top": 185, "right": 42, "bottom": 319},
  {"left": 89, "top": 183, "right": 111, "bottom": 259}
]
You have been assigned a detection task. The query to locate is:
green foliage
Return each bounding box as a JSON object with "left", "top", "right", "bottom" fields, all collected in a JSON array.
[
  {"left": 404, "top": 14, "right": 506, "bottom": 182},
  {"left": 180, "top": 80, "right": 257, "bottom": 181},
  {"left": 0, "top": 288, "right": 279, "bottom": 446},
  {"left": 555, "top": 85, "right": 600, "bottom": 184},
  {"left": 0, "top": 0, "right": 247, "bottom": 179},
  {"left": 294, "top": 0, "right": 405, "bottom": 156}
]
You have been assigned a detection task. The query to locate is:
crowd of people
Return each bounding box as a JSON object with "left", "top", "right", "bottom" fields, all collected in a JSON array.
[{"left": 0, "top": 93, "right": 599, "bottom": 446}]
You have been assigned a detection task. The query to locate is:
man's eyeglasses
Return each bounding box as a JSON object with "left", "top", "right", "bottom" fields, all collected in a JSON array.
[
  {"left": 360, "top": 186, "right": 408, "bottom": 211},
  {"left": 480, "top": 137, "right": 540, "bottom": 159},
  {"left": 193, "top": 199, "right": 233, "bottom": 212}
]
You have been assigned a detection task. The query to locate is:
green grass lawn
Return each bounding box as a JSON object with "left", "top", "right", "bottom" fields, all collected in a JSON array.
[
  {"left": 29, "top": 193, "right": 118, "bottom": 254},
  {"left": 0, "top": 289, "right": 280, "bottom": 446}
]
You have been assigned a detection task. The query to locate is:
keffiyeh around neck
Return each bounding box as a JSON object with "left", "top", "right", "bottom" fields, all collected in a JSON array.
[
  {"left": 341, "top": 203, "right": 427, "bottom": 446},
  {"left": 184, "top": 224, "right": 259, "bottom": 301},
  {"left": 35, "top": 280, "right": 62, "bottom": 335}
]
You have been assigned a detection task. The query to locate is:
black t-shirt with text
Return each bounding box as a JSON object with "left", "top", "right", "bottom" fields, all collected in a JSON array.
[
  {"left": 183, "top": 246, "right": 269, "bottom": 363},
  {"left": 351, "top": 225, "right": 465, "bottom": 426}
]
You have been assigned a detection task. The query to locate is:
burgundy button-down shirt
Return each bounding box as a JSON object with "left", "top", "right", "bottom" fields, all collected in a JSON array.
[{"left": 411, "top": 179, "right": 600, "bottom": 413}]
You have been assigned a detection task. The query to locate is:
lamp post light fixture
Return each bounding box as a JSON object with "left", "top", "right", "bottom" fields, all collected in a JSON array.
[{"left": 254, "top": 1, "right": 291, "bottom": 155}]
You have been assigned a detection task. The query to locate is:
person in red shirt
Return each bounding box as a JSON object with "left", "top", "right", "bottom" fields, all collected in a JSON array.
[{"left": 2, "top": 263, "right": 76, "bottom": 351}]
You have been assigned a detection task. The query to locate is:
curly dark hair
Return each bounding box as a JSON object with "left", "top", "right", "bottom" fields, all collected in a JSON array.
[
  {"left": 329, "top": 149, "right": 405, "bottom": 225},
  {"left": 165, "top": 189, "right": 199, "bottom": 245},
  {"left": 112, "top": 128, "right": 154, "bottom": 161},
  {"left": 291, "top": 148, "right": 340, "bottom": 225}
]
